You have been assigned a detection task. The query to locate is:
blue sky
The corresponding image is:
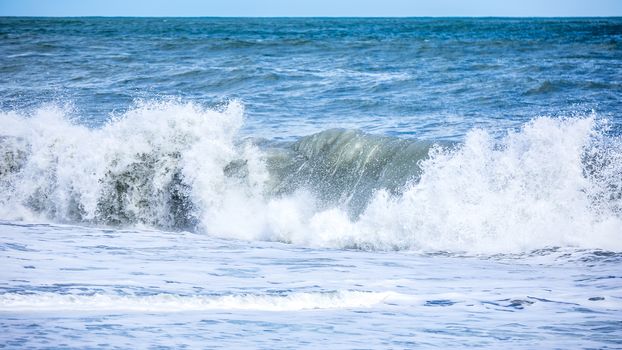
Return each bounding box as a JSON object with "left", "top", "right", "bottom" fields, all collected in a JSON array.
[{"left": 1, "top": 0, "right": 621, "bottom": 17}]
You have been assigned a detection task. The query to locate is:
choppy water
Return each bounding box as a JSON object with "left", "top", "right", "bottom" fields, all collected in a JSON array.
[{"left": 1, "top": 17, "right": 622, "bottom": 349}]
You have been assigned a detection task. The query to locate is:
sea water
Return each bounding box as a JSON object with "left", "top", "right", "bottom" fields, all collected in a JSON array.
[{"left": 0, "top": 17, "right": 621, "bottom": 349}]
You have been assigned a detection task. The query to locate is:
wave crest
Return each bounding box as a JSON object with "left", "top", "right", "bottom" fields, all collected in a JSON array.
[{"left": 0, "top": 101, "right": 620, "bottom": 253}]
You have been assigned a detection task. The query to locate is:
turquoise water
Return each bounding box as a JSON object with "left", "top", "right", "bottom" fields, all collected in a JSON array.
[{"left": 1, "top": 17, "right": 621, "bottom": 349}]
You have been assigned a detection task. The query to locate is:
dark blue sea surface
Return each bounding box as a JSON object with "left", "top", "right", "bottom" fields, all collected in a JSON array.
[
  {"left": 1, "top": 18, "right": 621, "bottom": 349},
  {"left": 1, "top": 17, "right": 621, "bottom": 139}
]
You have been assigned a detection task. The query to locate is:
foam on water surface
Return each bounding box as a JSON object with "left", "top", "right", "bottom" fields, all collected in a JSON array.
[
  {"left": 0, "top": 290, "right": 399, "bottom": 312},
  {"left": 0, "top": 222, "right": 620, "bottom": 348}
]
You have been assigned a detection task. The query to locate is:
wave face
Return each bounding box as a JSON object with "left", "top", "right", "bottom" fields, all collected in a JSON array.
[
  {"left": 263, "top": 129, "right": 441, "bottom": 218},
  {"left": 0, "top": 101, "right": 621, "bottom": 253}
]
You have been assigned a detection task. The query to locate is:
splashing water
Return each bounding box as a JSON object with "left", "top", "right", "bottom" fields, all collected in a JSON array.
[{"left": 1, "top": 101, "right": 620, "bottom": 253}]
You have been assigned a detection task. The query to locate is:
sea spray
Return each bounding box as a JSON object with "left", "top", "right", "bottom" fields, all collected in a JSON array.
[
  {"left": 0, "top": 101, "right": 620, "bottom": 253},
  {"left": 352, "top": 117, "right": 622, "bottom": 252},
  {"left": 0, "top": 100, "right": 251, "bottom": 229}
]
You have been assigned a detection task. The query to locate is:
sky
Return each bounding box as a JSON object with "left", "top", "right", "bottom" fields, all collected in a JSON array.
[{"left": 1, "top": 0, "right": 621, "bottom": 17}]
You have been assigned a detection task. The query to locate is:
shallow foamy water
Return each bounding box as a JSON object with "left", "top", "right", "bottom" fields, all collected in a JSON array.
[{"left": 1, "top": 222, "right": 621, "bottom": 349}]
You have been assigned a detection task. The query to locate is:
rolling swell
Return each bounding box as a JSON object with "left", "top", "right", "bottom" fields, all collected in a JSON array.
[{"left": 0, "top": 101, "right": 621, "bottom": 253}]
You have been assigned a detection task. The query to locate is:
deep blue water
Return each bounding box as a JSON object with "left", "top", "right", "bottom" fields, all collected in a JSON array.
[
  {"left": 1, "top": 18, "right": 621, "bottom": 349},
  {"left": 1, "top": 17, "right": 621, "bottom": 139}
]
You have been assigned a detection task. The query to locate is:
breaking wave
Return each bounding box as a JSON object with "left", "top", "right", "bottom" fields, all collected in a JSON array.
[{"left": 0, "top": 101, "right": 620, "bottom": 253}]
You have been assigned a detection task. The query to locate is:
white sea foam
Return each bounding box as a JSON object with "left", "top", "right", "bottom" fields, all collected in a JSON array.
[
  {"left": 0, "top": 100, "right": 261, "bottom": 229},
  {"left": 211, "top": 116, "right": 622, "bottom": 253},
  {"left": 0, "top": 291, "right": 396, "bottom": 312},
  {"left": 0, "top": 101, "right": 620, "bottom": 253},
  {"left": 335, "top": 117, "right": 622, "bottom": 253}
]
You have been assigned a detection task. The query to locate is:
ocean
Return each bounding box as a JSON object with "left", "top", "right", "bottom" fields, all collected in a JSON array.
[{"left": 0, "top": 17, "right": 621, "bottom": 349}]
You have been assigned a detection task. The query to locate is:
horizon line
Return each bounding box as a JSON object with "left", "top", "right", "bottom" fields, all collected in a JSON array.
[{"left": 1, "top": 15, "right": 621, "bottom": 18}]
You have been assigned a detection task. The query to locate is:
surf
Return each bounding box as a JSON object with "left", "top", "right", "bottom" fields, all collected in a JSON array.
[{"left": 0, "top": 100, "right": 620, "bottom": 253}]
